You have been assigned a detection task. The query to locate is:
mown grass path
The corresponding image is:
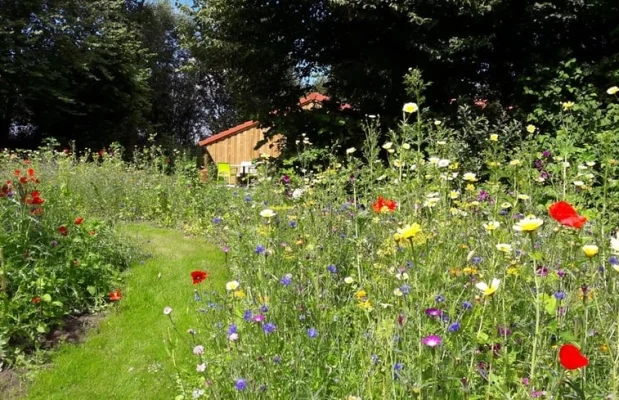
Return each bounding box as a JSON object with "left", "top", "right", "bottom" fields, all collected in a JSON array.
[{"left": 24, "top": 224, "right": 228, "bottom": 400}]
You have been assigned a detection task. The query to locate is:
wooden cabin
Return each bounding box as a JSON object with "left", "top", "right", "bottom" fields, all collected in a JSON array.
[{"left": 198, "top": 92, "right": 330, "bottom": 182}]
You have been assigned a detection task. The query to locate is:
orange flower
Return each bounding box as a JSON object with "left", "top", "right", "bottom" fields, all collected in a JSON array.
[
  {"left": 32, "top": 296, "right": 41, "bottom": 304},
  {"left": 372, "top": 196, "right": 397, "bottom": 213},
  {"left": 109, "top": 289, "right": 122, "bottom": 301}
]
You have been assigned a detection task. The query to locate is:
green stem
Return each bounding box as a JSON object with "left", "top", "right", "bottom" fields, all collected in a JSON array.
[{"left": 529, "top": 233, "right": 541, "bottom": 385}]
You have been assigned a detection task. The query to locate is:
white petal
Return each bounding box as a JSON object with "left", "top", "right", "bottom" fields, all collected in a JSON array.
[
  {"left": 491, "top": 278, "right": 501, "bottom": 289},
  {"left": 475, "top": 282, "right": 489, "bottom": 292}
]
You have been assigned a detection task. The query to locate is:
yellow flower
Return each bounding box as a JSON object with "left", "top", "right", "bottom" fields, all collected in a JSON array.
[
  {"left": 607, "top": 86, "right": 619, "bottom": 95},
  {"left": 233, "top": 289, "right": 245, "bottom": 298},
  {"left": 226, "top": 280, "right": 240, "bottom": 291},
  {"left": 462, "top": 266, "right": 478, "bottom": 275},
  {"left": 526, "top": 124, "right": 536, "bottom": 133},
  {"left": 463, "top": 172, "right": 478, "bottom": 182},
  {"left": 582, "top": 245, "right": 599, "bottom": 257},
  {"left": 495, "top": 243, "right": 513, "bottom": 253},
  {"left": 501, "top": 202, "right": 512, "bottom": 209},
  {"left": 488, "top": 161, "right": 501, "bottom": 167},
  {"left": 506, "top": 267, "right": 519, "bottom": 276},
  {"left": 465, "top": 184, "right": 475, "bottom": 192},
  {"left": 513, "top": 216, "right": 544, "bottom": 232},
  {"left": 562, "top": 101, "right": 575, "bottom": 111},
  {"left": 490, "top": 134, "right": 498, "bottom": 142},
  {"left": 357, "top": 300, "right": 373, "bottom": 311},
  {"left": 475, "top": 278, "right": 501, "bottom": 296},
  {"left": 449, "top": 267, "right": 461, "bottom": 276},
  {"left": 355, "top": 289, "right": 367, "bottom": 299},
  {"left": 403, "top": 102, "right": 418, "bottom": 113},
  {"left": 449, "top": 190, "right": 460, "bottom": 199},
  {"left": 394, "top": 223, "right": 422, "bottom": 242}
]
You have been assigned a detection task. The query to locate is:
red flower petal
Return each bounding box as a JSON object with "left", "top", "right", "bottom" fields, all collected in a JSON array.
[
  {"left": 191, "top": 270, "right": 209, "bottom": 284},
  {"left": 559, "top": 344, "right": 588, "bottom": 370},
  {"left": 549, "top": 201, "right": 587, "bottom": 229}
]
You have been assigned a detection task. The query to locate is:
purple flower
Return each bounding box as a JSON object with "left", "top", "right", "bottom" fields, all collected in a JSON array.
[
  {"left": 535, "top": 266, "right": 548, "bottom": 276},
  {"left": 462, "top": 301, "right": 473, "bottom": 310},
  {"left": 243, "top": 310, "right": 253, "bottom": 322},
  {"left": 448, "top": 322, "right": 461, "bottom": 332},
  {"left": 212, "top": 216, "right": 222, "bottom": 224},
  {"left": 260, "top": 305, "right": 269, "bottom": 313},
  {"left": 327, "top": 264, "right": 337, "bottom": 274},
  {"left": 435, "top": 294, "right": 445, "bottom": 303},
  {"left": 471, "top": 256, "right": 483, "bottom": 264},
  {"left": 244, "top": 195, "right": 251, "bottom": 202},
  {"left": 477, "top": 190, "right": 490, "bottom": 201},
  {"left": 255, "top": 245, "right": 266, "bottom": 255},
  {"left": 497, "top": 325, "right": 512, "bottom": 336},
  {"left": 556, "top": 269, "right": 566, "bottom": 278},
  {"left": 307, "top": 328, "right": 318, "bottom": 338},
  {"left": 50, "top": 240, "right": 58, "bottom": 247},
  {"left": 399, "top": 284, "right": 411, "bottom": 295},
  {"left": 222, "top": 245, "right": 230, "bottom": 253},
  {"left": 425, "top": 308, "right": 443, "bottom": 317},
  {"left": 280, "top": 274, "right": 292, "bottom": 286},
  {"left": 228, "top": 324, "right": 237, "bottom": 335},
  {"left": 193, "top": 345, "right": 204, "bottom": 355},
  {"left": 263, "top": 322, "right": 276, "bottom": 334},
  {"left": 542, "top": 150, "right": 551, "bottom": 158},
  {"left": 253, "top": 314, "right": 265, "bottom": 323},
  {"left": 234, "top": 379, "right": 247, "bottom": 391},
  {"left": 289, "top": 221, "right": 297, "bottom": 228},
  {"left": 610, "top": 256, "right": 619, "bottom": 265},
  {"left": 281, "top": 175, "right": 291, "bottom": 185},
  {"left": 421, "top": 335, "right": 442, "bottom": 347}
]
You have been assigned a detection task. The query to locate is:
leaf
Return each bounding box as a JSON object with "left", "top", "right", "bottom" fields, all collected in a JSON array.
[
  {"left": 42, "top": 294, "right": 52, "bottom": 302},
  {"left": 36, "top": 325, "right": 48, "bottom": 333},
  {"left": 87, "top": 286, "right": 96, "bottom": 295},
  {"left": 540, "top": 293, "right": 557, "bottom": 315},
  {"left": 476, "top": 331, "right": 489, "bottom": 344}
]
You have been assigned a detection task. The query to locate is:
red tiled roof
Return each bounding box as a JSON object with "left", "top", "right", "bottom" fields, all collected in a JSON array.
[{"left": 198, "top": 92, "right": 331, "bottom": 147}]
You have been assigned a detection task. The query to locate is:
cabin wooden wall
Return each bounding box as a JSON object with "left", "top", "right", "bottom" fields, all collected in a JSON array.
[{"left": 206, "top": 127, "right": 283, "bottom": 165}]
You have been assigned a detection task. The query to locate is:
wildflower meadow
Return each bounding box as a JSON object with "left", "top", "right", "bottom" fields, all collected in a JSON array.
[{"left": 2, "top": 82, "right": 619, "bottom": 399}]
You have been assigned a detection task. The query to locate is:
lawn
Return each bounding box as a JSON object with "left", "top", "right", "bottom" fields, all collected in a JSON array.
[{"left": 23, "top": 224, "right": 228, "bottom": 400}]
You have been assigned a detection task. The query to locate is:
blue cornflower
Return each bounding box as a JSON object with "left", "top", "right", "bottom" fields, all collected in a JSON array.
[
  {"left": 307, "top": 328, "right": 318, "bottom": 338},
  {"left": 599, "top": 266, "right": 606, "bottom": 273},
  {"left": 371, "top": 354, "right": 380, "bottom": 365},
  {"left": 243, "top": 310, "right": 253, "bottom": 322},
  {"left": 394, "top": 362, "right": 403, "bottom": 371},
  {"left": 554, "top": 291, "right": 566, "bottom": 300},
  {"left": 263, "top": 322, "right": 276, "bottom": 334},
  {"left": 610, "top": 256, "right": 619, "bottom": 265},
  {"left": 273, "top": 356, "right": 281, "bottom": 364},
  {"left": 289, "top": 221, "right": 297, "bottom": 228},
  {"left": 435, "top": 294, "right": 445, "bottom": 303},
  {"left": 327, "top": 264, "right": 337, "bottom": 273},
  {"left": 462, "top": 301, "right": 473, "bottom": 310},
  {"left": 260, "top": 305, "right": 269, "bottom": 313},
  {"left": 234, "top": 379, "right": 247, "bottom": 391},
  {"left": 472, "top": 256, "right": 483, "bottom": 264},
  {"left": 399, "top": 284, "right": 411, "bottom": 295},
  {"left": 405, "top": 261, "right": 414, "bottom": 268},
  {"left": 255, "top": 245, "right": 266, "bottom": 255},
  {"left": 448, "top": 322, "right": 461, "bottom": 332},
  {"left": 212, "top": 216, "right": 222, "bottom": 224},
  {"left": 193, "top": 290, "right": 201, "bottom": 301},
  {"left": 228, "top": 324, "right": 237, "bottom": 335},
  {"left": 244, "top": 195, "right": 251, "bottom": 202},
  {"left": 280, "top": 274, "right": 292, "bottom": 286}
]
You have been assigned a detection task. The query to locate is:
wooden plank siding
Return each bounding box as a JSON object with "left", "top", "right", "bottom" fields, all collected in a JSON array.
[{"left": 205, "top": 126, "right": 283, "bottom": 165}]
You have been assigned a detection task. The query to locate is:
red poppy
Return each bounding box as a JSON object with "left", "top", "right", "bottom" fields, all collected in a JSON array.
[
  {"left": 0, "top": 183, "right": 10, "bottom": 198},
  {"left": 548, "top": 201, "right": 587, "bottom": 229},
  {"left": 14, "top": 169, "right": 21, "bottom": 177},
  {"left": 191, "top": 270, "right": 209, "bottom": 284},
  {"left": 559, "top": 344, "right": 588, "bottom": 370},
  {"left": 26, "top": 191, "right": 44, "bottom": 205},
  {"left": 109, "top": 289, "right": 122, "bottom": 301},
  {"left": 75, "top": 217, "right": 84, "bottom": 225},
  {"left": 27, "top": 168, "right": 35, "bottom": 177},
  {"left": 19, "top": 176, "right": 28, "bottom": 184},
  {"left": 372, "top": 196, "right": 397, "bottom": 213},
  {"left": 58, "top": 225, "right": 68, "bottom": 236},
  {"left": 32, "top": 297, "right": 41, "bottom": 304}
]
